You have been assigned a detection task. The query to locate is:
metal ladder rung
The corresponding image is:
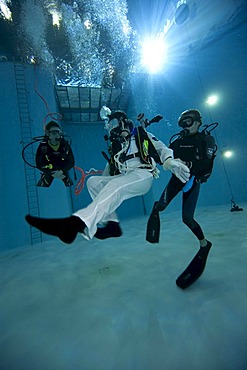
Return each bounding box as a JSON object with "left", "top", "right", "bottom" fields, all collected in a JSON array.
[
  {"left": 20, "top": 129, "right": 32, "bottom": 136},
  {"left": 20, "top": 127, "right": 31, "bottom": 132},
  {"left": 29, "top": 208, "right": 39, "bottom": 214},
  {"left": 19, "top": 112, "right": 30, "bottom": 117},
  {"left": 14, "top": 62, "right": 42, "bottom": 245},
  {"left": 26, "top": 172, "right": 36, "bottom": 178},
  {"left": 18, "top": 102, "right": 29, "bottom": 108}
]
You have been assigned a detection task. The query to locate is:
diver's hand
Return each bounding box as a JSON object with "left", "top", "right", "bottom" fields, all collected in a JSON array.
[
  {"left": 163, "top": 158, "right": 190, "bottom": 183},
  {"left": 51, "top": 170, "right": 66, "bottom": 179}
]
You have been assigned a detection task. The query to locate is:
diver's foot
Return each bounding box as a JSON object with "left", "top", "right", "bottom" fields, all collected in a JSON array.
[
  {"left": 199, "top": 240, "right": 212, "bottom": 258},
  {"left": 25, "top": 215, "right": 85, "bottom": 244},
  {"left": 95, "top": 221, "right": 122, "bottom": 240}
]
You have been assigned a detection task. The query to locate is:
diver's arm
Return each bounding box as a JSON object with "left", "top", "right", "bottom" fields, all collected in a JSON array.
[
  {"left": 147, "top": 131, "right": 173, "bottom": 163},
  {"left": 61, "top": 145, "right": 75, "bottom": 172},
  {"left": 35, "top": 144, "right": 49, "bottom": 172}
]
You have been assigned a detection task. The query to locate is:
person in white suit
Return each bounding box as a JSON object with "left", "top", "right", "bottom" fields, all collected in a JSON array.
[{"left": 25, "top": 107, "right": 190, "bottom": 244}]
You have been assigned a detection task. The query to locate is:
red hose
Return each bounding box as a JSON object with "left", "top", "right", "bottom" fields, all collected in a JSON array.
[{"left": 74, "top": 166, "right": 103, "bottom": 196}]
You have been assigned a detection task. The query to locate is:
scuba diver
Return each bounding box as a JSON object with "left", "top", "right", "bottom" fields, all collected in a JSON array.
[
  {"left": 146, "top": 109, "right": 217, "bottom": 289},
  {"left": 25, "top": 107, "right": 190, "bottom": 244},
  {"left": 36, "top": 121, "right": 75, "bottom": 187}
]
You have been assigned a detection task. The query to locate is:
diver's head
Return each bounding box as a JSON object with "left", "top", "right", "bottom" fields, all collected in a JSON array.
[
  {"left": 45, "top": 121, "right": 62, "bottom": 144},
  {"left": 104, "top": 109, "right": 133, "bottom": 138},
  {"left": 178, "top": 109, "right": 202, "bottom": 135}
]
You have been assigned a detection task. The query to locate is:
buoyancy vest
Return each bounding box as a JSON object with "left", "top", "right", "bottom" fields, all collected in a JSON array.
[
  {"left": 39, "top": 138, "right": 71, "bottom": 158},
  {"left": 107, "top": 126, "right": 162, "bottom": 175},
  {"left": 36, "top": 138, "right": 74, "bottom": 172},
  {"left": 134, "top": 126, "right": 162, "bottom": 165},
  {"left": 170, "top": 130, "right": 217, "bottom": 182}
]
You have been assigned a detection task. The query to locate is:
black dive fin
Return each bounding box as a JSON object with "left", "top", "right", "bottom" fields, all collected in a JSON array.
[
  {"left": 25, "top": 215, "right": 85, "bottom": 244},
  {"left": 176, "top": 241, "right": 212, "bottom": 289},
  {"left": 146, "top": 208, "right": 160, "bottom": 243},
  {"left": 94, "top": 221, "right": 122, "bottom": 240}
]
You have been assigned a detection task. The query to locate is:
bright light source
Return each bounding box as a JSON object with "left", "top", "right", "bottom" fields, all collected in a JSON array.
[
  {"left": 30, "top": 56, "right": 37, "bottom": 64},
  {"left": 84, "top": 19, "right": 92, "bottom": 30},
  {"left": 0, "top": 1, "right": 12, "bottom": 21},
  {"left": 223, "top": 150, "right": 233, "bottom": 158},
  {"left": 46, "top": 2, "right": 61, "bottom": 27},
  {"left": 141, "top": 36, "right": 168, "bottom": 73},
  {"left": 52, "top": 12, "right": 61, "bottom": 27},
  {"left": 206, "top": 95, "right": 218, "bottom": 105}
]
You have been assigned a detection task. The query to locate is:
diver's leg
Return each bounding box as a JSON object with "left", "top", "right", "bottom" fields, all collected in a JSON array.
[
  {"left": 146, "top": 175, "right": 183, "bottom": 243},
  {"left": 26, "top": 170, "right": 153, "bottom": 243},
  {"left": 176, "top": 181, "right": 212, "bottom": 288},
  {"left": 87, "top": 175, "right": 121, "bottom": 239},
  {"left": 74, "top": 169, "right": 153, "bottom": 239},
  {"left": 36, "top": 173, "right": 53, "bottom": 187},
  {"left": 182, "top": 181, "right": 205, "bottom": 242},
  {"left": 87, "top": 175, "right": 119, "bottom": 224},
  {"left": 62, "top": 173, "right": 73, "bottom": 187}
]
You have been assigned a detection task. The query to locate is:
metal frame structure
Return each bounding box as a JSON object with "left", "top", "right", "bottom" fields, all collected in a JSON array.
[{"left": 54, "top": 84, "right": 133, "bottom": 123}]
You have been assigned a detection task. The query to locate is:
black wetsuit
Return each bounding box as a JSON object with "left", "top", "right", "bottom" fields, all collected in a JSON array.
[
  {"left": 36, "top": 138, "right": 75, "bottom": 187},
  {"left": 157, "top": 131, "right": 216, "bottom": 241}
]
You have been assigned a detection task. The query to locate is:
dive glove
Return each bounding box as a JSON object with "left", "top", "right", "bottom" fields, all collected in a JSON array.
[
  {"left": 52, "top": 170, "right": 66, "bottom": 179},
  {"left": 163, "top": 158, "right": 190, "bottom": 183}
]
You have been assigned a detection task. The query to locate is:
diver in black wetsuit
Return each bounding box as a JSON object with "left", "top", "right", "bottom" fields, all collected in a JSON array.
[
  {"left": 146, "top": 109, "right": 217, "bottom": 288},
  {"left": 36, "top": 121, "right": 75, "bottom": 187}
]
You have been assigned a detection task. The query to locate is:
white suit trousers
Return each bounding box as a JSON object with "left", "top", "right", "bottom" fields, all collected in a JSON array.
[{"left": 73, "top": 169, "right": 153, "bottom": 239}]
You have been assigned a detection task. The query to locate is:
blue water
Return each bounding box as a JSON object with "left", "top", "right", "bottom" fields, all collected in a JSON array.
[
  {"left": 1, "top": 1, "right": 247, "bottom": 369},
  {"left": 1, "top": 204, "right": 247, "bottom": 370}
]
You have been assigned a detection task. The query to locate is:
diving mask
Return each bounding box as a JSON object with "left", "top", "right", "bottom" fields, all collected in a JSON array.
[
  {"left": 178, "top": 116, "right": 196, "bottom": 128},
  {"left": 105, "top": 118, "right": 120, "bottom": 134}
]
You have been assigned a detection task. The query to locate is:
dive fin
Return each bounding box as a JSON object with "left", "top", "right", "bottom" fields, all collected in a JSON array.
[
  {"left": 95, "top": 221, "right": 122, "bottom": 240},
  {"left": 146, "top": 205, "right": 160, "bottom": 243},
  {"left": 176, "top": 241, "right": 212, "bottom": 289},
  {"left": 25, "top": 215, "right": 85, "bottom": 244}
]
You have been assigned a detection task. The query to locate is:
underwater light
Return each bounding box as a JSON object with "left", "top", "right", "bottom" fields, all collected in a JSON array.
[
  {"left": 222, "top": 150, "right": 233, "bottom": 158},
  {"left": 206, "top": 95, "right": 218, "bottom": 105},
  {"left": 0, "top": 0, "right": 12, "bottom": 21},
  {"left": 52, "top": 12, "right": 61, "bottom": 27},
  {"left": 141, "top": 36, "right": 168, "bottom": 73},
  {"left": 46, "top": 2, "right": 61, "bottom": 27},
  {"left": 84, "top": 18, "right": 92, "bottom": 30},
  {"left": 83, "top": 13, "right": 92, "bottom": 30}
]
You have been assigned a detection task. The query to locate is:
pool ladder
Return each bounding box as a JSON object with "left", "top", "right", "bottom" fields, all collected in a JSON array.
[{"left": 14, "top": 63, "right": 42, "bottom": 245}]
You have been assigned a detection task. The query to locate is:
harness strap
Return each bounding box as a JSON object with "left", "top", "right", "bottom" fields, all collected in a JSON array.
[{"left": 122, "top": 153, "right": 141, "bottom": 161}]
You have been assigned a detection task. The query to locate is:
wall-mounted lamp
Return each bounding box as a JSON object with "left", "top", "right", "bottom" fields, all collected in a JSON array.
[{"left": 222, "top": 149, "right": 233, "bottom": 158}]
